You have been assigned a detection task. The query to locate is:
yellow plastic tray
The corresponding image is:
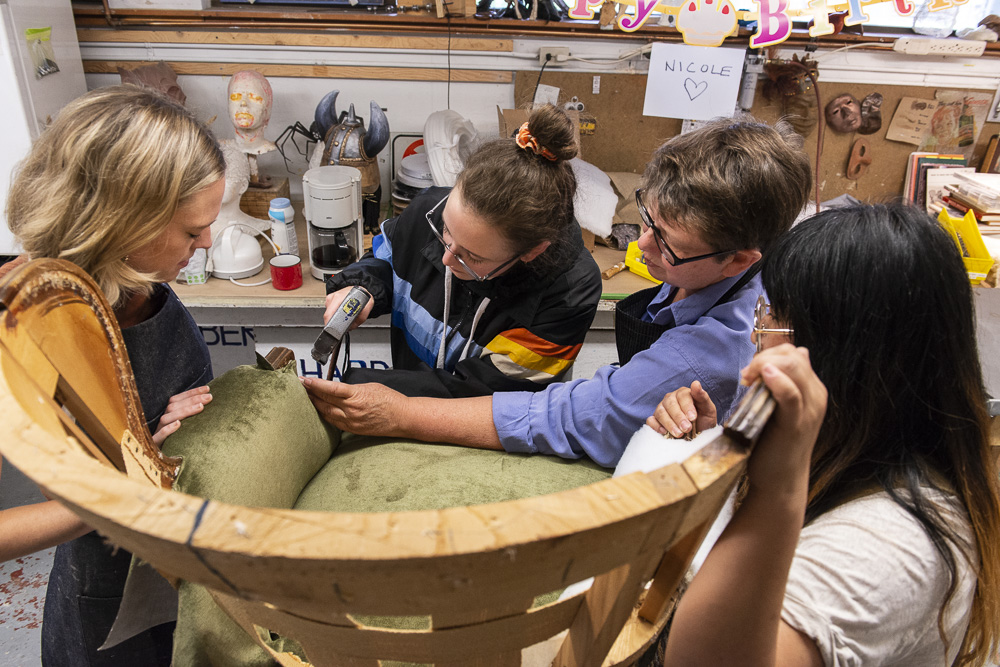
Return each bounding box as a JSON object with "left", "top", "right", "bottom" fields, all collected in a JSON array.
[
  {"left": 625, "top": 241, "right": 662, "bottom": 285},
  {"left": 937, "top": 208, "right": 993, "bottom": 285}
]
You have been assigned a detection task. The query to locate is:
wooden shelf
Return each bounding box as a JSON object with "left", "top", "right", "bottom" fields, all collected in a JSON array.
[{"left": 74, "top": 0, "right": 1000, "bottom": 58}]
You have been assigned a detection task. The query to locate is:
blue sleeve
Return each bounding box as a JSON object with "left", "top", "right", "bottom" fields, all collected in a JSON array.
[{"left": 493, "top": 301, "right": 756, "bottom": 468}]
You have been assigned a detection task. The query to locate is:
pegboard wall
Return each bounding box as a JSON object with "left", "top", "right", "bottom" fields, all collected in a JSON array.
[{"left": 514, "top": 71, "right": 1000, "bottom": 203}]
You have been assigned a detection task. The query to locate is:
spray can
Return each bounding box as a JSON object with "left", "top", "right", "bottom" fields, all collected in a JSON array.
[{"left": 268, "top": 198, "right": 299, "bottom": 255}]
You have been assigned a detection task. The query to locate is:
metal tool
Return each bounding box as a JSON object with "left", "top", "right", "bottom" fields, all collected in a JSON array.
[{"left": 311, "top": 286, "right": 371, "bottom": 376}]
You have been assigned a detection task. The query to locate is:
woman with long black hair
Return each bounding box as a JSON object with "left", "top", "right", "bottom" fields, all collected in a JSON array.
[{"left": 652, "top": 202, "right": 1000, "bottom": 666}]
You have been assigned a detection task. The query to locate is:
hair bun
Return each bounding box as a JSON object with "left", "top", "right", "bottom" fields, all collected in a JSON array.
[{"left": 524, "top": 104, "right": 578, "bottom": 163}]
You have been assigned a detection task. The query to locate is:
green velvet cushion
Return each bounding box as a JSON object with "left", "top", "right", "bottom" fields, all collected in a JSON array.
[
  {"left": 294, "top": 434, "right": 610, "bottom": 513},
  {"left": 165, "top": 359, "right": 611, "bottom": 667},
  {"left": 162, "top": 356, "right": 340, "bottom": 667},
  {"left": 162, "top": 355, "right": 340, "bottom": 508}
]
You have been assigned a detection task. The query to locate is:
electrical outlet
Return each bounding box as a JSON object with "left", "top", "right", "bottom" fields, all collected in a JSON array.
[
  {"left": 892, "top": 37, "right": 987, "bottom": 57},
  {"left": 538, "top": 47, "right": 570, "bottom": 66}
]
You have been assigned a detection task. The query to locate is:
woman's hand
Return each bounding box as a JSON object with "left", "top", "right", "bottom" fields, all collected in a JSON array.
[
  {"left": 323, "top": 286, "right": 374, "bottom": 329},
  {"left": 740, "top": 344, "right": 827, "bottom": 495},
  {"left": 301, "top": 378, "right": 406, "bottom": 436},
  {"left": 151, "top": 386, "right": 212, "bottom": 445},
  {"left": 663, "top": 345, "right": 827, "bottom": 666},
  {"left": 646, "top": 380, "right": 718, "bottom": 438}
]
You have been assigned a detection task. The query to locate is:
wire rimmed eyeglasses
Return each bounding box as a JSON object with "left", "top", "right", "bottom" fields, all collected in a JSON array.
[
  {"left": 635, "top": 189, "right": 737, "bottom": 267},
  {"left": 753, "top": 295, "right": 794, "bottom": 353},
  {"left": 425, "top": 195, "right": 520, "bottom": 283}
]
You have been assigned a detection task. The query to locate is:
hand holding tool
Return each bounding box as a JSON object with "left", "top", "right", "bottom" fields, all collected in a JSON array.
[{"left": 311, "top": 286, "right": 371, "bottom": 368}]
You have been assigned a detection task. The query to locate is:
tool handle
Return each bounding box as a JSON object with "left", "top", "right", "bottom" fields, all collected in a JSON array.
[
  {"left": 322, "top": 286, "right": 371, "bottom": 339},
  {"left": 602, "top": 261, "right": 627, "bottom": 280}
]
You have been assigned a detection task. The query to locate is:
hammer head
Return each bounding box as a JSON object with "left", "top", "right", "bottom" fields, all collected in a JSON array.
[{"left": 310, "top": 330, "right": 339, "bottom": 366}]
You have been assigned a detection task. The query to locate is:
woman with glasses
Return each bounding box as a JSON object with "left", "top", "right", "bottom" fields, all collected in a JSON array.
[
  {"left": 305, "top": 116, "right": 811, "bottom": 468},
  {"left": 321, "top": 103, "right": 602, "bottom": 398},
  {"left": 649, "top": 203, "right": 1000, "bottom": 666}
]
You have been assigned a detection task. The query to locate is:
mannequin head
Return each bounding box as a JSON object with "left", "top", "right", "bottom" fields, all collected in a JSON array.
[
  {"left": 227, "top": 70, "right": 274, "bottom": 153},
  {"left": 118, "top": 61, "right": 186, "bottom": 106}
]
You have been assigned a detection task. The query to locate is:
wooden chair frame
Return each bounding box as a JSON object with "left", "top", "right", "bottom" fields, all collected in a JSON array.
[{"left": 0, "top": 259, "right": 752, "bottom": 667}]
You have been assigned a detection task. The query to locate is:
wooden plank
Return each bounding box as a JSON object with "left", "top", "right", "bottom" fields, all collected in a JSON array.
[
  {"left": 0, "top": 260, "right": 154, "bottom": 457},
  {"left": 0, "top": 339, "right": 71, "bottom": 442},
  {"left": 0, "top": 336, "right": 116, "bottom": 469},
  {"left": 210, "top": 588, "right": 585, "bottom": 663},
  {"left": 55, "top": 375, "right": 128, "bottom": 471},
  {"left": 181, "top": 476, "right": 671, "bottom": 618},
  {"left": 636, "top": 523, "right": 708, "bottom": 624},
  {"left": 53, "top": 399, "right": 117, "bottom": 469},
  {"left": 436, "top": 652, "right": 520, "bottom": 667},
  {"left": 77, "top": 28, "right": 511, "bottom": 51},
  {"left": 553, "top": 549, "right": 663, "bottom": 667},
  {"left": 432, "top": 597, "right": 534, "bottom": 630},
  {"left": 602, "top": 592, "right": 672, "bottom": 667},
  {"left": 0, "top": 323, "right": 59, "bottom": 398},
  {"left": 83, "top": 60, "right": 512, "bottom": 83}
]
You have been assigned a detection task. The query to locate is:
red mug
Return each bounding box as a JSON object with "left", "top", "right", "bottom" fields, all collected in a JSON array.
[{"left": 270, "top": 254, "right": 303, "bottom": 290}]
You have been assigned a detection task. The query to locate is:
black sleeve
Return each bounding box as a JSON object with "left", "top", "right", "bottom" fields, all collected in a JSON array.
[{"left": 324, "top": 216, "right": 405, "bottom": 319}]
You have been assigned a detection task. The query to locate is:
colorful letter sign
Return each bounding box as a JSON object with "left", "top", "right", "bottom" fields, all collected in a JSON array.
[{"left": 606, "top": 0, "right": 944, "bottom": 48}]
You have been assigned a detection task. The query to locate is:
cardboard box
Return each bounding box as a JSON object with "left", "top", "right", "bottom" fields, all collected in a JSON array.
[{"left": 497, "top": 107, "right": 582, "bottom": 158}]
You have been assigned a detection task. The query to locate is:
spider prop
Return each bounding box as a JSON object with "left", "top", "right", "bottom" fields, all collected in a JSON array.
[{"left": 275, "top": 121, "right": 323, "bottom": 172}]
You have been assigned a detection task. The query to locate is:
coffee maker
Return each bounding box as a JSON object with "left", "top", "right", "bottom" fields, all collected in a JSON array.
[{"left": 302, "top": 165, "right": 365, "bottom": 280}]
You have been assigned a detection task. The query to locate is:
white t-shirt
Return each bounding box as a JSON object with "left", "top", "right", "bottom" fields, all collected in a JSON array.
[{"left": 781, "top": 490, "right": 977, "bottom": 667}]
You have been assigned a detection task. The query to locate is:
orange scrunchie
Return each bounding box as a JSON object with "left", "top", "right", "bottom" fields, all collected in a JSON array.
[{"left": 515, "top": 122, "right": 558, "bottom": 162}]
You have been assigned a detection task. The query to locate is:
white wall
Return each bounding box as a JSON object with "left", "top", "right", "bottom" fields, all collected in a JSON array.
[
  {"left": 0, "top": 0, "right": 86, "bottom": 254},
  {"left": 81, "top": 35, "right": 651, "bottom": 199},
  {"left": 0, "top": 9, "right": 33, "bottom": 254}
]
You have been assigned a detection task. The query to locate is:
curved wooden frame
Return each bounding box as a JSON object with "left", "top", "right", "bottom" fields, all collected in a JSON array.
[{"left": 0, "top": 259, "right": 749, "bottom": 666}]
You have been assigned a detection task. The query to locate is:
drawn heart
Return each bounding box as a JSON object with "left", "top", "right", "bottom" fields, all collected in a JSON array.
[{"left": 684, "top": 78, "right": 708, "bottom": 101}]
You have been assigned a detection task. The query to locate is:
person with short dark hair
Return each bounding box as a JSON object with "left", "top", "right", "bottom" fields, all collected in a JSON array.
[
  {"left": 322, "top": 103, "right": 602, "bottom": 398},
  {"left": 303, "top": 116, "right": 812, "bottom": 467},
  {"left": 654, "top": 203, "right": 1000, "bottom": 666}
]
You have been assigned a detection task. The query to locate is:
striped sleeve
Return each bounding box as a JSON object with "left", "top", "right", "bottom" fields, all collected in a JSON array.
[{"left": 483, "top": 327, "right": 583, "bottom": 384}]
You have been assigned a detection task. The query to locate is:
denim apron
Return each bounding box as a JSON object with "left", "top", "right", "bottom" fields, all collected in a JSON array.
[{"left": 41, "top": 284, "right": 212, "bottom": 667}]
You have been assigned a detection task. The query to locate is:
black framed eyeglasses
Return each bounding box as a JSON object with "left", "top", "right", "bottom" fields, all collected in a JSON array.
[
  {"left": 753, "top": 295, "right": 794, "bottom": 353},
  {"left": 635, "top": 189, "right": 737, "bottom": 267},
  {"left": 425, "top": 195, "right": 520, "bottom": 282}
]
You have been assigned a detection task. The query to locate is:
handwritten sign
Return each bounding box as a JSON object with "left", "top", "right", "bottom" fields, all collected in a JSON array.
[
  {"left": 886, "top": 97, "right": 939, "bottom": 145},
  {"left": 643, "top": 43, "right": 744, "bottom": 121}
]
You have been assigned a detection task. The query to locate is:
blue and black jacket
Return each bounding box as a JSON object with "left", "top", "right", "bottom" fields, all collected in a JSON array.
[{"left": 326, "top": 187, "right": 602, "bottom": 398}]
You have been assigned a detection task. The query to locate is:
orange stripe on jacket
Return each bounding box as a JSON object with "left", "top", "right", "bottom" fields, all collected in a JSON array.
[
  {"left": 495, "top": 328, "right": 583, "bottom": 360},
  {"left": 484, "top": 328, "right": 582, "bottom": 378}
]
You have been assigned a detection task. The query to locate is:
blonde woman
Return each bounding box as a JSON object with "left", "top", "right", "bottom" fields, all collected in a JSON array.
[{"left": 2, "top": 85, "right": 226, "bottom": 666}]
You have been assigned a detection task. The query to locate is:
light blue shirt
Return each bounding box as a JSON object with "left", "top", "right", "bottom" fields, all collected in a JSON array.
[{"left": 492, "top": 271, "right": 760, "bottom": 468}]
